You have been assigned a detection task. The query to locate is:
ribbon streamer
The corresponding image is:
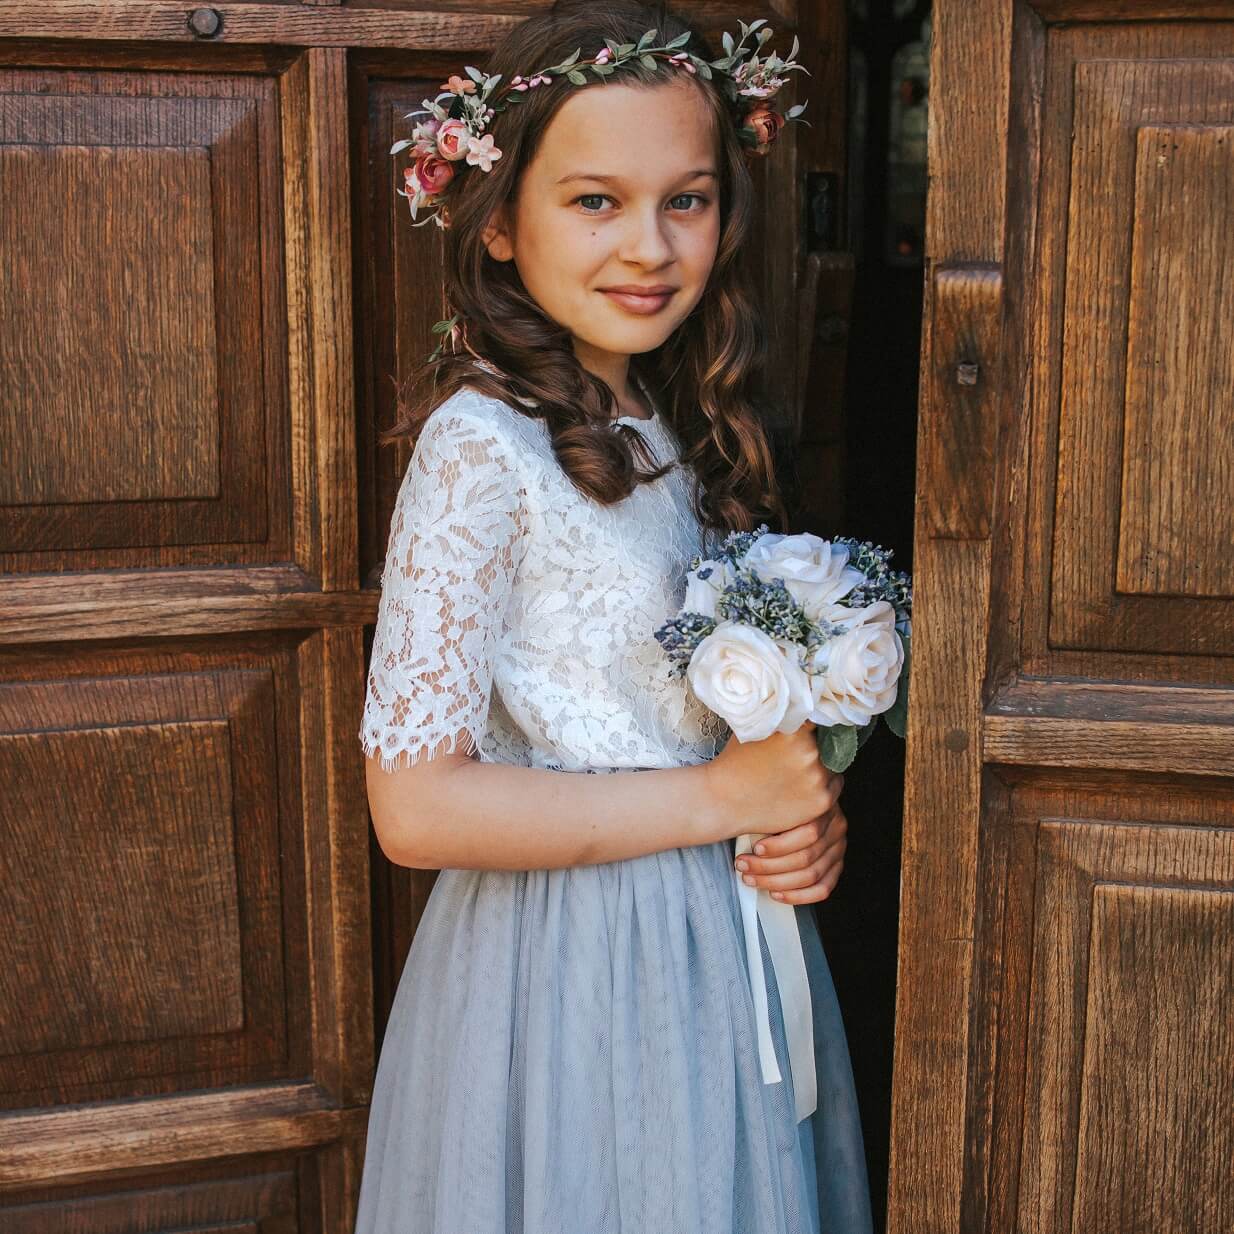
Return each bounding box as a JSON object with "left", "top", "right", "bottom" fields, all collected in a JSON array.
[{"left": 734, "top": 831, "right": 818, "bottom": 1124}]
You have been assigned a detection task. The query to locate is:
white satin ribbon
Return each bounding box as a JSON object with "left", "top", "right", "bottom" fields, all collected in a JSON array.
[{"left": 734, "top": 831, "right": 818, "bottom": 1124}]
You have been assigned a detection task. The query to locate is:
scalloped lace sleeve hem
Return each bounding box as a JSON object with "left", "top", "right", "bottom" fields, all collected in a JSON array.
[{"left": 359, "top": 720, "right": 486, "bottom": 774}]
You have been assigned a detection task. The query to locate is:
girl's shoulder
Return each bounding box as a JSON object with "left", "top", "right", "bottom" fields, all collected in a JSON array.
[{"left": 418, "top": 380, "right": 549, "bottom": 462}]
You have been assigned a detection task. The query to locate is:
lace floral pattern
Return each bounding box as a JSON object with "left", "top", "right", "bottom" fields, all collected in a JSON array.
[{"left": 360, "top": 384, "right": 729, "bottom": 773}]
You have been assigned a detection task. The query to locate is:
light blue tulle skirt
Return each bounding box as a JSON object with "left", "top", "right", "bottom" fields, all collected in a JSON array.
[{"left": 354, "top": 833, "right": 875, "bottom": 1233}]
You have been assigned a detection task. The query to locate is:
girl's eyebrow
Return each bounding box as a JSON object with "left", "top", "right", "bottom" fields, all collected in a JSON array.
[{"left": 555, "top": 170, "right": 718, "bottom": 186}]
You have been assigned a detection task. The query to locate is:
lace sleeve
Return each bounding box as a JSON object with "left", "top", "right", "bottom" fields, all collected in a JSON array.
[{"left": 359, "top": 402, "right": 528, "bottom": 772}]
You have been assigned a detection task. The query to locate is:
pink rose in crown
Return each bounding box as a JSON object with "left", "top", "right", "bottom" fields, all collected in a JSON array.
[
  {"left": 745, "top": 107, "right": 785, "bottom": 153},
  {"left": 435, "top": 118, "right": 471, "bottom": 162},
  {"left": 413, "top": 152, "right": 455, "bottom": 195}
]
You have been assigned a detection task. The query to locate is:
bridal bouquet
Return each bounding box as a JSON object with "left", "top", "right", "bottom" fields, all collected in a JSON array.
[
  {"left": 654, "top": 525, "right": 912, "bottom": 767},
  {"left": 653, "top": 526, "right": 912, "bottom": 1122}
]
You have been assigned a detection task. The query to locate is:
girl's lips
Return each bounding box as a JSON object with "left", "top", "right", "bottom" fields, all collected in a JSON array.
[{"left": 599, "top": 288, "right": 675, "bottom": 315}]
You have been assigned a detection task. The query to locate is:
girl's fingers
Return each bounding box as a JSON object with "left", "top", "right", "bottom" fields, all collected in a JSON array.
[
  {"left": 771, "top": 861, "right": 845, "bottom": 904},
  {"left": 748, "top": 812, "right": 830, "bottom": 858},
  {"left": 741, "top": 835, "right": 846, "bottom": 892},
  {"left": 738, "top": 836, "right": 827, "bottom": 875}
]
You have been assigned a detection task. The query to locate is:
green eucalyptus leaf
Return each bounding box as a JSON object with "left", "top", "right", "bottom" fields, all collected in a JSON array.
[
  {"left": 817, "top": 724, "right": 859, "bottom": 773},
  {"left": 617, "top": 42, "right": 637, "bottom": 56},
  {"left": 748, "top": 18, "right": 767, "bottom": 32},
  {"left": 637, "top": 28, "right": 657, "bottom": 50},
  {"left": 591, "top": 63, "right": 616, "bottom": 76},
  {"left": 667, "top": 31, "right": 691, "bottom": 48},
  {"left": 722, "top": 31, "right": 735, "bottom": 55},
  {"left": 786, "top": 102, "right": 807, "bottom": 118},
  {"left": 882, "top": 637, "right": 911, "bottom": 739},
  {"left": 464, "top": 65, "right": 485, "bottom": 82},
  {"left": 566, "top": 69, "right": 588, "bottom": 85},
  {"left": 694, "top": 62, "right": 713, "bottom": 80},
  {"left": 639, "top": 53, "right": 658, "bottom": 70}
]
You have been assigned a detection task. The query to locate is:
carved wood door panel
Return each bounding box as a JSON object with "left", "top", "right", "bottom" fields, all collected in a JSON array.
[
  {"left": 0, "top": 4, "right": 812, "bottom": 1228},
  {"left": 888, "top": 5, "right": 1234, "bottom": 1233}
]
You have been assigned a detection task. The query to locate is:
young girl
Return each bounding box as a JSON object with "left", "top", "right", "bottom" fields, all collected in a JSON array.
[{"left": 355, "top": 3, "right": 874, "bottom": 1231}]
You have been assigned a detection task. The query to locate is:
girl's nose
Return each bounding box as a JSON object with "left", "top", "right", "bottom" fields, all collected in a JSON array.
[{"left": 618, "top": 208, "right": 674, "bottom": 267}]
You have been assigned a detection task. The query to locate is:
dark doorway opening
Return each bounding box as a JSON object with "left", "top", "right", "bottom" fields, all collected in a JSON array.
[{"left": 812, "top": 4, "right": 930, "bottom": 1231}]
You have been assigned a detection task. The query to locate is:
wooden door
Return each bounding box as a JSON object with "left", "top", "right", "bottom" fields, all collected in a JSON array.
[
  {"left": 889, "top": 3, "right": 1234, "bottom": 1232},
  {"left": 0, "top": 3, "right": 814, "bottom": 1228}
]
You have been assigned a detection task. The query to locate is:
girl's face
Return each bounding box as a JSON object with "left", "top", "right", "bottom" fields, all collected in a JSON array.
[{"left": 482, "top": 77, "right": 722, "bottom": 388}]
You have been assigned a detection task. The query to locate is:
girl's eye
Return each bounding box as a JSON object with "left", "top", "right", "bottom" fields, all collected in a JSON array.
[
  {"left": 669, "top": 193, "right": 710, "bottom": 212},
  {"left": 576, "top": 194, "right": 612, "bottom": 214},
  {"left": 572, "top": 193, "right": 712, "bottom": 215}
]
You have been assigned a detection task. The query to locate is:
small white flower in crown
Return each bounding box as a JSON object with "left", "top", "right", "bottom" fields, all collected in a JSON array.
[{"left": 390, "top": 19, "right": 811, "bottom": 233}]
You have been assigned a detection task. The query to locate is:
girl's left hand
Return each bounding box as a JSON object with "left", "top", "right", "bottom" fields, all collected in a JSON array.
[{"left": 734, "top": 804, "right": 847, "bottom": 904}]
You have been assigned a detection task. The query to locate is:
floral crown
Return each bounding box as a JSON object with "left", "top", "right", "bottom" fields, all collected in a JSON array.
[{"left": 391, "top": 19, "right": 810, "bottom": 232}]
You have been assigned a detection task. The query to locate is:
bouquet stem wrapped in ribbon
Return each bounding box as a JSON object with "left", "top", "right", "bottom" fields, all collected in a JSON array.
[{"left": 655, "top": 527, "right": 912, "bottom": 1123}]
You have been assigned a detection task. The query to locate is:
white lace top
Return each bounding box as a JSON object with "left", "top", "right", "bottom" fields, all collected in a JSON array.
[{"left": 359, "top": 378, "right": 730, "bottom": 774}]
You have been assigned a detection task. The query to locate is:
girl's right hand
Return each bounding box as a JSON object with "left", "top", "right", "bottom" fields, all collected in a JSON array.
[{"left": 703, "top": 720, "right": 845, "bottom": 842}]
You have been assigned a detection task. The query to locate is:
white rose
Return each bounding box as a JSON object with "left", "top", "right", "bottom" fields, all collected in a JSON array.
[
  {"left": 682, "top": 558, "right": 732, "bottom": 619},
  {"left": 687, "top": 621, "right": 812, "bottom": 742},
  {"left": 806, "top": 600, "right": 904, "bottom": 725},
  {"left": 744, "top": 532, "right": 866, "bottom": 620}
]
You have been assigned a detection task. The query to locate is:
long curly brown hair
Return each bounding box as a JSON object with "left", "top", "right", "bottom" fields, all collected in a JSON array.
[{"left": 383, "top": 0, "right": 789, "bottom": 534}]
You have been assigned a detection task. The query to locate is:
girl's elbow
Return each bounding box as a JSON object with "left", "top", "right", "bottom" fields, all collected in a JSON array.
[{"left": 363, "top": 749, "right": 458, "bottom": 869}]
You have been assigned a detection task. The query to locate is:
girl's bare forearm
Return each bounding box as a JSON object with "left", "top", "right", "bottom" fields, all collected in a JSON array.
[{"left": 373, "top": 756, "right": 736, "bottom": 871}]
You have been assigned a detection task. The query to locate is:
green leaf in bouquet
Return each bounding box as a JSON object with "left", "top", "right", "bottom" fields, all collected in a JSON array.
[
  {"left": 817, "top": 723, "right": 859, "bottom": 772},
  {"left": 883, "top": 633, "right": 911, "bottom": 739},
  {"left": 855, "top": 716, "right": 879, "bottom": 752}
]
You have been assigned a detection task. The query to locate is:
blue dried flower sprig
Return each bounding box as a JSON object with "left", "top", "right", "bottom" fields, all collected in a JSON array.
[
  {"left": 654, "top": 611, "right": 718, "bottom": 677},
  {"left": 831, "top": 536, "right": 913, "bottom": 627}
]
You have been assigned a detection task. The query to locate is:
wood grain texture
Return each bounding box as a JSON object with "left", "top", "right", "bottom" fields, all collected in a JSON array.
[
  {"left": 0, "top": 64, "right": 289, "bottom": 573},
  {"left": 0, "top": 143, "right": 219, "bottom": 506},
  {"left": 0, "top": 664, "right": 303, "bottom": 1110},
  {"left": 1029, "top": 34, "right": 1234, "bottom": 657},
  {"left": 307, "top": 49, "right": 359, "bottom": 592},
  {"left": 0, "top": 566, "right": 375, "bottom": 642},
  {"left": 2, "top": 1157, "right": 298, "bottom": 1230},
  {"left": 920, "top": 265, "right": 1003, "bottom": 540},
  {"left": 0, "top": 2, "right": 787, "bottom": 47},
  {"left": 886, "top": 14, "right": 1010, "bottom": 1228},
  {"left": 1030, "top": 0, "right": 1234, "bottom": 16},
  {"left": 0, "top": 1082, "right": 366, "bottom": 1189},
  {"left": 282, "top": 49, "right": 359, "bottom": 591},
  {"left": 926, "top": 0, "right": 1011, "bottom": 262},
  {"left": 887, "top": 538, "right": 990, "bottom": 1233},
  {"left": 297, "top": 628, "right": 375, "bottom": 1107},
  {"left": 1018, "top": 810, "right": 1234, "bottom": 1234},
  {"left": 1118, "top": 124, "right": 1234, "bottom": 598},
  {"left": 984, "top": 715, "right": 1234, "bottom": 775},
  {"left": 1074, "top": 882, "right": 1234, "bottom": 1232},
  {"left": 0, "top": 722, "right": 243, "bottom": 1056}
]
